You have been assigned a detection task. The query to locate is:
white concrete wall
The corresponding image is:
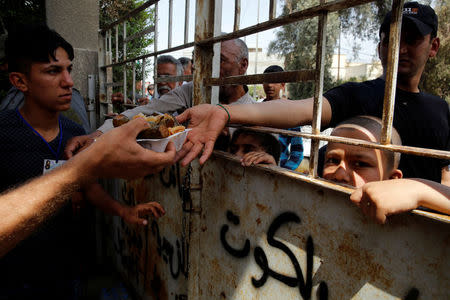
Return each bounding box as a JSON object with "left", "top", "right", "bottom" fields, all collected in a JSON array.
[{"left": 46, "top": 0, "right": 99, "bottom": 99}]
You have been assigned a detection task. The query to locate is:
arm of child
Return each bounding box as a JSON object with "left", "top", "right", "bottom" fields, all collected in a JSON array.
[
  {"left": 84, "top": 183, "right": 165, "bottom": 225},
  {"left": 350, "top": 179, "right": 450, "bottom": 224},
  {"left": 240, "top": 151, "right": 277, "bottom": 167}
]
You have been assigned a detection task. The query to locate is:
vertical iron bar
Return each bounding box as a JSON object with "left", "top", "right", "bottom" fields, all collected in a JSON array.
[
  {"left": 184, "top": 0, "right": 190, "bottom": 44},
  {"left": 234, "top": 0, "right": 240, "bottom": 31},
  {"left": 154, "top": 1, "right": 159, "bottom": 98},
  {"left": 168, "top": 0, "right": 173, "bottom": 48},
  {"left": 269, "top": 0, "right": 276, "bottom": 20},
  {"left": 381, "top": 0, "right": 404, "bottom": 144},
  {"left": 123, "top": 21, "right": 127, "bottom": 100},
  {"left": 108, "top": 30, "right": 112, "bottom": 63},
  {"left": 142, "top": 58, "right": 146, "bottom": 99},
  {"left": 115, "top": 25, "right": 119, "bottom": 63},
  {"left": 309, "top": 1, "right": 327, "bottom": 178},
  {"left": 132, "top": 62, "right": 136, "bottom": 104}
]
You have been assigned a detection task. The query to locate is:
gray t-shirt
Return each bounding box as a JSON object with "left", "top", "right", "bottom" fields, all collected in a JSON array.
[{"left": 98, "top": 82, "right": 256, "bottom": 133}]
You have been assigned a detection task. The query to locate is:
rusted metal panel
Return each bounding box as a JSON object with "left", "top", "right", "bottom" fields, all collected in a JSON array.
[
  {"left": 381, "top": 0, "right": 404, "bottom": 145},
  {"left": 197, "top": 156, "right": 449, "bottom": 299},
  {"left": 102, "top": 155, "right": 449, "bottom": 300},
  {"left": 102, "top": 167, "right": 190, "bottom": 300}
]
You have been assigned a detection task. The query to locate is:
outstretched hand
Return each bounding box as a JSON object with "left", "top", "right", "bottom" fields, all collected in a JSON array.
[
  {"left": 120, "top": 202, "right": 166, "bottom": 226},
  {"left": 240, "top": 151, "right": 277, "bottom": 167},
  {"left": 73, "top": 118, "right": 176, "bottom": 180},
  {"left": 176, "top": 104, "right": 229, "bottom": 166}
]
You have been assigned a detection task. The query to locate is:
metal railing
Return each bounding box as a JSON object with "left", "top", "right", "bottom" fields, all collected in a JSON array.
[{"left": 98, "top": 0, "right": 450, "bottom": 222}]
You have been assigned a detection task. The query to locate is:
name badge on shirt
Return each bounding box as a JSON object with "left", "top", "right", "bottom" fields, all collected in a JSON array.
[{"left": 43, "top": 159, "right": 67, "bottom": 174}]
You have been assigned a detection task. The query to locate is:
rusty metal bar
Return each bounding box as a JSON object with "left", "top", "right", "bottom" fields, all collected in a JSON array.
[
  {"left": 168, "top": 0, "right": 173, "bottom": 48},
  {"left": 154, "top": 1, "right": 158, "bottom": 96},
  {"left": 107, "top": 30, "right": 112, "bottom": 63},
  {"left": 269, "top": 0, "right": 276, "bottom": 20},
  {"left": 381, "top": 0, "right": 404, "bottom": 144},
  {"left": 100, "top": 0, "right": 159, "bottom": 33},
  {"left": 123, "top": 25, "right": 155, "bottom": 43},
  {"left": 115, "top": 25, "right": 119, "bottom": 62},
  {"left": 154, "top": 74, "right": 193, "bottom": 83},
  {"left": 105, "top": 81, "right": 123, "bottom": 87},
  {"left": 309, "top": 2, "right": 328, "bottom": 178},
  {"left": 141, "top": 58, "right": 146, "bottom": 97},
  {"left": 232, "top": 125, "right": 450, "bottom": 160},
  {"left": 123, "top": 22, "right": 127, "bottom": 60},
  {"left": 132, "top": 62, "right": 136, "bottom": 103},
  {"left": 205, "top": 70, "right": 315, "bottom": 86},
  {"left": 184, "top": 0, "right": 190, "bottom": 44},
  {"left": 197, "top": 0, "right": 375, "bottom": 46},
  {"left": 101, "top": 42, "right": 195, "bottom": 69},
  {"left": 234, "top": 0, "right": 240, "bottom": 31}
]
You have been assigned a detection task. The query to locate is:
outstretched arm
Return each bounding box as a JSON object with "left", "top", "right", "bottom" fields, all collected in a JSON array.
[
  {"left": 84, "top": 183, "right": 165, "bottom": 226},
  {"left": 0, "top": 118, "right": 176, "bottom": 257},
  {"left": 176, "top": 98, "right": 331, "bottom": 166},
  {"left": 350, "top": 178, "right": 450, "bottom": 224}
]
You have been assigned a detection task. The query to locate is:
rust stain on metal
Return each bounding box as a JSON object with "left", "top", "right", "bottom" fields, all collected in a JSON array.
[
  {"left": 256, "top": 218, "right": 261, "bottom": 225},
  {"left": 255, "top": 203, "right": 268, "bottom": 213},
  {"left": 220, "top": 291, "right": 227, "bottom": 298},
  {"left": 201, "top": 225, "right": 208, "bottom": 232}
]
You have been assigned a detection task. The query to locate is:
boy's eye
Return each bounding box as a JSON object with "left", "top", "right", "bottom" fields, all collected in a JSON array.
[
  {"left": 353, "top": 161, "right": 371, "bottom": 168},
  {"left": 325, "top": 157, "right": 339, "bottom": 165}
]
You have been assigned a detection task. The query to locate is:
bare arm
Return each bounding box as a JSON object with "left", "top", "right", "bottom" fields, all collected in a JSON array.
[
  {"left": 0, "top": 118, "right": 176, "bottom": 257},
  {"left": 176, "top": 98, "right": 331, "bottom": 165},
  {"left": 350, "top": 179, "right": 450, "bottom": 224}
]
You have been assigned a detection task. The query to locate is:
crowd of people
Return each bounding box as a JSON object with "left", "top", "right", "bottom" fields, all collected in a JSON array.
[{"left": 0, "top": 2, "right": 449, "bottom": 299}]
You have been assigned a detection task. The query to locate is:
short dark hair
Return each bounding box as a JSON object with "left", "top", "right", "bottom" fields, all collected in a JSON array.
[
  {"left": 178, "top": 57, "right": 192, "bottom": 68},
  {"left": 264, "top": 65, "right": 284, "bottom": 73},
  {"left": 6, "top": 24, "right": 74, "bottom": 74},
  {"left": 231, "top": 129, "right": 281, "bottom": 164}
]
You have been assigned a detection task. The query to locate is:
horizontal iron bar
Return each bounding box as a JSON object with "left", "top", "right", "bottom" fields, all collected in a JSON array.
[
  {"left": 100, "top": 0, "right": 159, "bottom": 33},
  {"left": 154, "top": 74, "right": 193, "bottom": 83},
  {"left": 124, "top": 25, "right": 155, "bottom": 42},
  {"left": 204, "top": 70, "right": 315, "bottom": 86},
  {"left": 196, "top": 0, "right": 375, "bottom": 47},
  {"left": 105, "top": 81, "right": 123, "bottom": 87},
  {"left": 231, "top": 125, "right": 450, "bottom": 160},
  {"left": 100, "top": 42, "right": 195, "bottom": 69}
]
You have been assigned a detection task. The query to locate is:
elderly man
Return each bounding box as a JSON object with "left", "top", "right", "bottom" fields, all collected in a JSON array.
[
  {"left": 112, "top": 55, "right": 183, "bottom": 106},
  {"left": 176, "top": 2, "right": 449, "bottom": 185},
  {"left": 179, "top": 56, "right": 193, "bottom": 76},
  {"left": 65, "top": 38, "right": 255, "bottom": 157}
]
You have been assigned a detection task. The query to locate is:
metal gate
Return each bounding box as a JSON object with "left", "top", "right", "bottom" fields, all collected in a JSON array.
[{"left": 97, "top": 0, "right": 450, "bottom": 299}]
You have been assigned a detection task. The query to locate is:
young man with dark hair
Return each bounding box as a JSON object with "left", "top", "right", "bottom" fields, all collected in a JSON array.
[
  {"left": 0, "top": 24, "right": 165, "bottom": 299},
  {"left": 177, "top": 2, "right": 449, "bottom": 186}
]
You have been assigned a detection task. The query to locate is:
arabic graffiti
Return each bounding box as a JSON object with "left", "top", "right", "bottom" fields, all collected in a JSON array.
[
  {"left": 220, "top": 211, "right": 327, "bottom": 299},
  {"left": 220, "top": 210, "right": 419, "bottom": 300},
  {"left": 152, "top": 220, "right": 189, "bottom": 280}
]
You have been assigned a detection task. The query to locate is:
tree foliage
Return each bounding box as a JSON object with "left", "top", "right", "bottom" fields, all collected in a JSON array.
[
  {"left": 420, "top": 0, "right": 449, "bottom": 103},
  {"left": 100, "top": 0, "right": 154, "bottom": 92},
  {"left": 0, "top": 0, "right": 46, "bottom": 31}
]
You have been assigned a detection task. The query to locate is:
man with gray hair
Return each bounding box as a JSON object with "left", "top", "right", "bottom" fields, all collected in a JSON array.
[
  {"left": 65, "top": 38, "right": 256, "bottom": 156},
  {"left": 156, "top": 54, "right": 183, "bottom": 97},
  {"left": 179, "top": 56, "right": 193, "bottom": 76}
]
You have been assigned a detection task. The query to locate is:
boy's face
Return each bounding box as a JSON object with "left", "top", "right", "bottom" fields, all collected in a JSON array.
[
  {"left": 323, "top": 127, "right": 392, "bottom": 188},
  {"left": 230, "top": 134, "right": 265, "bottom": 159},
  {"left": 20, "top": 47, "right": 73, "bottom": 112},
  {"left": 263, "top": 82, "right": 285, "bottom": 100}
]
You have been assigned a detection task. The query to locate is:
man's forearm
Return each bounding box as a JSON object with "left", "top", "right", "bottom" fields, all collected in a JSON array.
[
  {"left": 227, "top": 98, "right": 332, "bottom": 128},
  {"left": 0, "top": 162, "right": 85, "bottom": 257}
]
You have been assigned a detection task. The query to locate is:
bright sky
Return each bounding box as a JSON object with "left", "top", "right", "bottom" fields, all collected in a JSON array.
[{"left": 154, "top": 0, "right": 378, "bottom": 63}]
